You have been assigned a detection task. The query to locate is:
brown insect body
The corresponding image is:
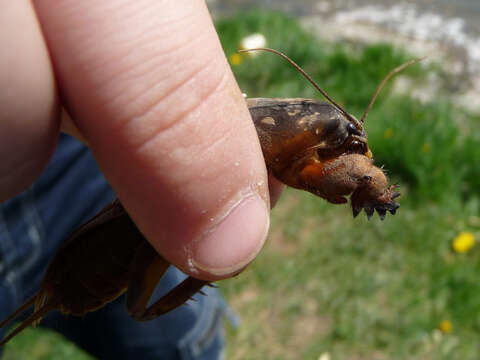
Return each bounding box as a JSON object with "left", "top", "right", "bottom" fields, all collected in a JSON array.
[
  {"left": 248, "top": 97, "right": 367, "bottom": 179},
  {"left": 243, "top": 48, "right": 422, "bottom": 219},
  {"left": 0, "top": 201, "right": 209, "bottom": 345},
  {"left": 249, "top": 98, "right": 398, "bottom": 219},
  {"left": 0, "top": 48, "right": 418, "bottom": 345},
  {"left": 37, "top": 203, "right": 143, "bottom": 316}
]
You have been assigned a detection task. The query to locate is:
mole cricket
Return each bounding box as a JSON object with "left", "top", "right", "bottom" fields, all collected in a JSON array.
[{"left": 0, "top": 48, "right": 421, "bottom": 345}]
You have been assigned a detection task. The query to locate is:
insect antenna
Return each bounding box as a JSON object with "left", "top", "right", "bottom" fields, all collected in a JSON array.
[
  {"left": 238, "top": 48, "right": 363, "bottom": 130},
  {"left": 0, "top": 294, "right": 37, "bottom": 329},
  {"left": 360, "top": 57, "right": 426, "bottom": 124},
  {"left": 0, "top": 302, "right": 55, "bottom": 346}
]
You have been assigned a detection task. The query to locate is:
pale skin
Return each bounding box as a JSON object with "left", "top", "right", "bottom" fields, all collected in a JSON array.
[{"left": 0, "top": 0, "right": 284, "bottom": 281}]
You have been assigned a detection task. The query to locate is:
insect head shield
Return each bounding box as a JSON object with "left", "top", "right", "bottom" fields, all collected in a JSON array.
[{"left": 311, "top": 108, "right": 370, "bottom": 159}]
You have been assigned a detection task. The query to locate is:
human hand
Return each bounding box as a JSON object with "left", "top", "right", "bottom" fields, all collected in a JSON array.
[{"left": 0, "top": 0, "right": 284, "bottom": 280}]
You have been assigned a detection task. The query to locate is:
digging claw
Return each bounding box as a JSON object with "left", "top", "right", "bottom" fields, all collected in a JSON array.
[
  {"left": 351, "top": 188, "right": 400, "bottom": 220},
  {"left": 352, "top": 207, "right": 361, "bottom": 218},
  {"left": 376, "top": 208, "right": 387, "bottom": 220},
  {"left": 365, "top": 207, "right": 374, "bottom": 220},
  {"left": 389, "top": 202, "right": 400, "bottom": 214}
]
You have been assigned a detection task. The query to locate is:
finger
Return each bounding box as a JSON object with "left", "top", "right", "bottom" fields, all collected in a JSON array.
[
  {"left": 34, "top": 0, "right": 270, "bottom": 280},
  {"left": 0, "top": 0, "right": 60, "bottom": 201}
]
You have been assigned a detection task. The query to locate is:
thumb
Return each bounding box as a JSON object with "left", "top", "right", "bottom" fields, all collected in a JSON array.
[{"left": 35, "top": 0, "right": 270, "bottom": 280}]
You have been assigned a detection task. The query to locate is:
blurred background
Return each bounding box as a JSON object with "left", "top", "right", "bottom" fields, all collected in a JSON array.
[{"left": 6, "top": 1, "right": 480, "bottom": 359}]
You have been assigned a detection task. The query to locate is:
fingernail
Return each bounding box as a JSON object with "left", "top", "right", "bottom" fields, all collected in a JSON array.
[{"left": 192, "top": 193, "right": 269, "bottom": 277}]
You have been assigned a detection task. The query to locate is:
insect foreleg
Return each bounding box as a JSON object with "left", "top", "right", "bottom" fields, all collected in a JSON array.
[{"left": 126, "top": 242, "right": 210, "bottom": 321}]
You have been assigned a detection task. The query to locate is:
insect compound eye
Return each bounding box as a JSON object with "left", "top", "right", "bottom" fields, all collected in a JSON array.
[{"left": 347, "top": 123, "right": 362, "bottom": 136}]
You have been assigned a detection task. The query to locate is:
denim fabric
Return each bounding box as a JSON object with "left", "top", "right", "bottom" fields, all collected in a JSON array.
[{"left": 0, "top": 134, "right": 234, "bottom": 360}]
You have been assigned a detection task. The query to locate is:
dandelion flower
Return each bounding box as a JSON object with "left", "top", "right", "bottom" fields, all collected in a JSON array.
[
  {"left": 438, "top": 320, "right": 452, "bottom": 334},
  {"left": 229, "top": 53, "right": 243, "bottom": 66},
  {"left": 452, "top": 231, "right": 475, "bottom": 253}
]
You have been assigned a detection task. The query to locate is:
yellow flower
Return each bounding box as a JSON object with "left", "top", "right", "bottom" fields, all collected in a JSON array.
[
  {"left": 452, "top": 231, "right": 475, "bottom": 253},
  {"left": 229, "top": 53, "right": 243, "bottom": 66},
  {"left": 438, "top": 320, "right": 452, "bottom": 333},
  {"left": 421, "top": 143, "right": 431, "bottom": 153},
  {"left": 384, "top": 128, "right": 393, "bottom": 139}
]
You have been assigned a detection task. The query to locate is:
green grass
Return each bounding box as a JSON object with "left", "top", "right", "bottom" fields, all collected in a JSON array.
[
  {"left": 223, "top": 191, "right": 480, "bottom": 360},
  {"left": 2, "top": 327, "right": 92, "bottom": 360},
  {"left": 5, "top": 10, "right": 480, "bottom": 360}
]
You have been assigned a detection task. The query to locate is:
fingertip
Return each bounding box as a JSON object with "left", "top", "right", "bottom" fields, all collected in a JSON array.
[{"left": 190, "top": 193, "right": 269, "bottom": 280}]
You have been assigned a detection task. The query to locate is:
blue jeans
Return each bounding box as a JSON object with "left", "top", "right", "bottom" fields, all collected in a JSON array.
[{"left": 0, "top": 135, "right": 236, "bottom": 359}]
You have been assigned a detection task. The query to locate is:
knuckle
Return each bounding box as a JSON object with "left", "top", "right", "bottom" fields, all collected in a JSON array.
[{"left": 115, "top": 57, "right": 231, "bottom": 153}]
